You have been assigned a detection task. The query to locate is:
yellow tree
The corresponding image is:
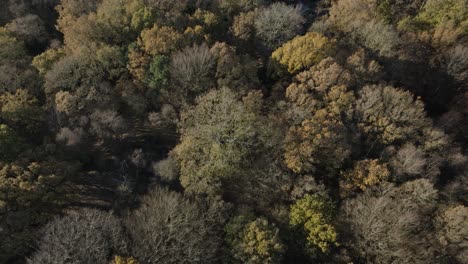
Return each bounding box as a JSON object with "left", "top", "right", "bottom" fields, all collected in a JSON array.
[
  {"left": 272, "top": 32, "right": 336, "bottom": 74},
  {"left": 138, "top": 25, "right": 182, "bottom": 56},
  {"left": 290, "top": 194, "right": 338, "bottom": 255},
  {"left": 340, "top": 159, "right": 390, "bottom": 197}
]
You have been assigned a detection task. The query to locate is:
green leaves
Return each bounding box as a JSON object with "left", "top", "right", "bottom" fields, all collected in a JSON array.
[{"left": 145, "top": 55, "right": 170, "bottom": 91}]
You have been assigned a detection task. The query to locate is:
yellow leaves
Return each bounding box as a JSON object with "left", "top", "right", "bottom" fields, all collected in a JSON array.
[
  {"left": 127, "top": 46, "right": 149, "bottom": 82},
  {"left": 340, "top": 159, "right": 390, "bottom": 197},
  {"left": 272, "top": 32, "right": 336, "bottom": 74},
  {"left": 356, "top": 85, "right": 430, "bottom": 144},
  {"left": 32, "top": 48, "right": 66, "bottom": 75},
  {"left": 110, "top": 256, "right": 139, "bottom": 264},
  {"left": 231, "top": 11, "right": 257, "bottom": 41},
  {"left": 138, "top": 25, "right": 182, "bottom": 55},
  {"left": 226, "top": 216, "right": 284, "bottom": 264},
  {"left": 289, "top": 194, "right": 337, "bottom": 254},
  {"left": 284, "top": 109, "right": 351, "bottom": 174}
]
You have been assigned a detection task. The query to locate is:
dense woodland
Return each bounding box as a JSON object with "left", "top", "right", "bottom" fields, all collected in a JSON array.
[{"left": 0, "top": 0, "right": 467, "bottom": 263}]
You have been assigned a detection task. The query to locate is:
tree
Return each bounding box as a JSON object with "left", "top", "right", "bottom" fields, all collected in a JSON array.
[
  {"left": 271, "top": 32, "right": 336, "bottom": 74},
  {"left": 0, "top": 89, "right": 44, "bottom": 134},
  {"left": 345, "top": 49, "right": 383, "bottom": 85},
  {"left": 1, "top": 158, "right": 80, "bottom": 262},
  {"left": 217, "top": 0, "right": 264, "bottom": 17},
  {"left": 125, "top": 188, "right": 222, "bottom": 264},
  {"left": 445, "top": 45, "right": 468, "bottom": 87},
  {"left": 186, "top": 8, "right": 222, "bottom": 41},
  {"left": 340, "top": 159, "right": 390, "bottom": 197},
  {"left": 58, "top": 11, "right": 101, "bottom": 50},
  {"left": 355, "top": 85, "right": 430, "bottom": 145},
  {"left": 328, "top": 0, "right": 400, "bottom": 57},
  {"left": 284, "top": 108, "right": 351, "bottom": 174},
  {"left": 56, "top": 0, "right": 99, "bottom": 33},
  {"left": 376, "top": 0, "right": 425, "bottom": 23},
  {"left": 0, "top": 27, "right": 27, "bottom": 62},
  {"left": 89, "top": 109, "right": 127, "bottom": 141},
  {"left": 225, "top": 215, "right": 285, "bottom": 264},
  {"left": 231, "top": 11, "right": 257, "bottom": 43},
  {"left": 357, "top": 19, "right": 400, "bottom": 57},
  {"left": 152, "top": 157, "right": 178, "bottom": 183},
  {"left": 137, "top": 0, "right": 188, "bottom": 28},
  {"left": 169, "top": 43, "right": 216, "bottom": 102},
  {"left": 284, "top": 58, "right": 355, "bottom": 124},
  {"left": 5, "top": 14, "right": 48, "bottom": 49},
  {"left": 434, "top": 205, "right": 468, "bottom": 263},
  {"left": 328, "top": 0, "right": 375, "bottom": 31},
  {"left": 127, "top": 43, "right": 150, "bottom": 83},
  {"left": 110, "top": 256, "right": 139, "bottom": 264},
  {"left": 254, "top": 3, "right": 305, "bottom": 49},
  {"left": 44, "top": 51, "right": 106, "bottom": 96},
  {"left": 0, "top": 124, "right": 24, "bottom": 161},
  {"left": 171, "top": 88, "right": 269, "bottom": 196},
  {"left": 145, "top": 54, "right": 169, "bottom": 91},
  {"left": 0, "top": 27, "right": 41, "bottom": 95},
  {"left": 32, "top": 47, "right": 66, "bottom": 75},
  {"left": 341, "top": 179, "right": 439, "bottom": 263},
  {"left": 289, "top": 194, "right": 338, "bottom": 255},
  {"left": 413, "top": 0, "right": 468, "bottom": 30},
  {"left": 96, "top": 45, "right": 128, "bottom": 80},
  {"left": 210, "top": 42, "right": 259, "bottom": 93},
  {"left": 138, "top": 24, "right": 182, "bottom": 55},
  {"left": 28, "top": 209, "right": 128, "bottom": 264},
  {"left": 95, "top": 0, "right": 135, "bottom": 45},
  {"left": 389, "top": 143, "right": 427, "bottom": 181}
]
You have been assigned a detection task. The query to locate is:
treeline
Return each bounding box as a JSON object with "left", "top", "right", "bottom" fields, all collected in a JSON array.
[{"left": 0, "top": 0, "right": 467, "bottom": 263}]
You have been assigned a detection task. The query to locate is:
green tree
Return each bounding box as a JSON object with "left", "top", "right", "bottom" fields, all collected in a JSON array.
[{"left": 145, "top": 55, "right": 169, "bottom": 91}]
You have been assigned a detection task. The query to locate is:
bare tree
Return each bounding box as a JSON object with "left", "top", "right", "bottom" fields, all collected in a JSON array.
[
  {"left": 28, "top": 209, "right": 128, "bottom": 264},
  {"left": 125, "top": 188, "right": 222, "bottom": 264},
  {"left": 390, "top": 143, "right": 427, "bottom": 180},
  {"left": 341, "top": 179, "right": 440, "bottom": 263},
  {"left": 170, "top": 43, "right": 216, "bottom": 96},
  {"left": 254, "top": 3, "right": 305, "bottom": 49}
]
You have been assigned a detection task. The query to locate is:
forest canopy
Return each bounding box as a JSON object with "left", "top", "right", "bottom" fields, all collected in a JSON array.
[{"left": 0, "top": 0, "right": 467, "bottom": 263}]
